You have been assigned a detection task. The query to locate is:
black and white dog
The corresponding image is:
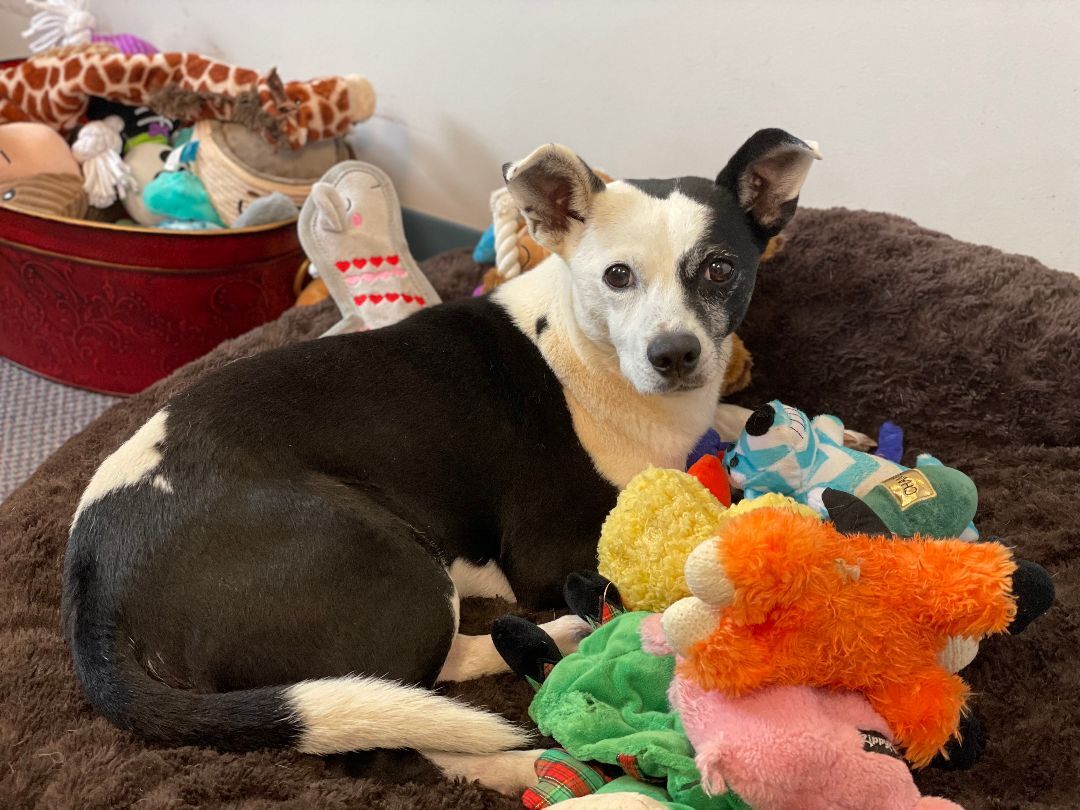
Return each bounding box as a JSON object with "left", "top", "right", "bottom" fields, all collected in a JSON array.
[{"left": 63, "top": 129, "right": 819, "bottom": 792}]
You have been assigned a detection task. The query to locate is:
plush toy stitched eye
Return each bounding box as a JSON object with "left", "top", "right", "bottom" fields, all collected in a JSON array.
[
  {"left": 1, "top": 189, "right": 15, "bottom": 201},
  {"left": 704, "top": 256, "right": 735, "bottom": 283},
  {"left": 604, "top": 263, "right": 634, "bottom": 289},
  {"left": 728, "top": 456, "right": 739, "bottom": 468}
]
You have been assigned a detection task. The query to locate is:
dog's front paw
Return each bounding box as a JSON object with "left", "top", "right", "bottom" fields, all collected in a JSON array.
[{"left": 538, "top": 614, "right": 591, "bottom": 655}]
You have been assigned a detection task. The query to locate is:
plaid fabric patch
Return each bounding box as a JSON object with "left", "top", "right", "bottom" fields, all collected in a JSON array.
[
  {"left": 584, "top": 580, "right": 623, "bottom": 629},
  {"left": 522, "top": 748, "right": 614, "bottom": 809},
  {"left": 616, "top": 753, "right": 666, "bottom": 786},
  {"left": 617, "top": 752, "right": 645, "bottom": 782}
]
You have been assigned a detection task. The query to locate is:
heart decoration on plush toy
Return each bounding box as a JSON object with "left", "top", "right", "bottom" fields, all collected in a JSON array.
[{"left": 298, "top": 161, "right": 441, "bottom": 336}]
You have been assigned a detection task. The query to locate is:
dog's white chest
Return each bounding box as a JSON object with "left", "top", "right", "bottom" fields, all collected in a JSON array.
[{"left": 562, "top": 386, "right": 717, "bottom": 487}]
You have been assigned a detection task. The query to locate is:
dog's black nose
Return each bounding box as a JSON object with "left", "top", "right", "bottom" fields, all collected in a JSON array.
[{"left": 647, "top": 332, "right": 701, "bottom": 378}]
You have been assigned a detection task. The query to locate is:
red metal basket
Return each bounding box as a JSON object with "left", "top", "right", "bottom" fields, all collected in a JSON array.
[{"left": 0, "top": 206, "right": 304, "bottom": 395}]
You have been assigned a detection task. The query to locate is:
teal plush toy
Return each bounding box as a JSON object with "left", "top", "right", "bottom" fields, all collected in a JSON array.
[
  {"left": 725, "top": 401, "right": 978, "bottom": 539},
  {"left": 142, "top": 140, "right": 224, "bottom": 228}
]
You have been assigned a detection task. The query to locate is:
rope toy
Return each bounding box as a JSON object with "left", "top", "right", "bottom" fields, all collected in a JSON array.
[
  {"left": 71, "top": 114, "right": 136, "bottom": 207},
  {"left": 22, "top": 0, "right": 157, "bottom": 54},
  {"left": 490, "top": 187, "right": 523, "bottom": 284}
]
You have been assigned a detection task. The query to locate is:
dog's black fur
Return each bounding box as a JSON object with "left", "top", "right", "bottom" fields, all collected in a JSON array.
[{"left": 64, "top": 298, "right": 618, "bottom": 747}]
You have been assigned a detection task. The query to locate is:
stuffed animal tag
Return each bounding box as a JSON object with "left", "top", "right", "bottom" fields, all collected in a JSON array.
[
  {"left": 881, "top": 469, "right": 937, "bottom": 510},
  {"left": 859, "top": 729, "right": 902, "bottom": 759}
]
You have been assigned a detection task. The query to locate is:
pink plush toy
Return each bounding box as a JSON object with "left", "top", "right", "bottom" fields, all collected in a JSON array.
[{"left": 643, "top": 615, "right": 964, "bottom": 810}]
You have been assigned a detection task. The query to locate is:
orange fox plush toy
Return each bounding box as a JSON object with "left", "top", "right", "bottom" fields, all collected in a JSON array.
[{"left": 662, "top": 491, "right": 1054, "bottom": 767}]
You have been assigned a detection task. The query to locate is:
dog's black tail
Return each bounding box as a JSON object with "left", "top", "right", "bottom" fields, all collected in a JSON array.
[{"left": 65, "top": 576, "right": 528, "bottom": 754}]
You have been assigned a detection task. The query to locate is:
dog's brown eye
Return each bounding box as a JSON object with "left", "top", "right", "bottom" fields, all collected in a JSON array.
[
  {"left": 705, "top": 257, "right": 735, "bottom": 283},
  {"left": 603, "top": 263, "right": 634, "bottom": 289}
]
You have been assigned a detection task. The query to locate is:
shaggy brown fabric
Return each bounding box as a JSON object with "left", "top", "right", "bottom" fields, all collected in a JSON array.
[{"left": 1, "top": 211, "right": 1076, "bottom": 809}]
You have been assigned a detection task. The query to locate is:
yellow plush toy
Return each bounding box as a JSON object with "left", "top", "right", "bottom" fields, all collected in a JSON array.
[{"left": 597, "top": 466, "right": 818, "bottom": 612}]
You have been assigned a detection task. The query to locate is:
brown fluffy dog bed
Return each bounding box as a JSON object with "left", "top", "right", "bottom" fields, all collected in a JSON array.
[{"left": 2, "top": 208, "right": 1077, "bottom": 809}]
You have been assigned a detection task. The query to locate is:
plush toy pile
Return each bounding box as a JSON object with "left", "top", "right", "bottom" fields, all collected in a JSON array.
[
  {"left": 0, "top": 0, "right": 373, "bottom": 230},
  {"left": 493, "top": 404, "right": 1055, "bottom": 810}
]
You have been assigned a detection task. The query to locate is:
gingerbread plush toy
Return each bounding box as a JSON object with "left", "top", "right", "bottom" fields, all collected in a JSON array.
[
  {"left": 0, "top": 44, "right": 374, "bottom": 149},
  {"left": 662, "top": 492, "right": 1055, "bottom": 767}
]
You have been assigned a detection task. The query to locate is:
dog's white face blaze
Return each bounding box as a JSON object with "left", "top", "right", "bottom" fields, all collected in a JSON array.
[{"left": 566, "top": 182, "right": 721, "bottom": 395}]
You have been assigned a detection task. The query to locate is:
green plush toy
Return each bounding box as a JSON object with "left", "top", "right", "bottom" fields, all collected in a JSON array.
[
  {"left": 523, "top": 610, "right": 746, "bottom": 810},
  {"left": 142, "top": 140, "right": 225, "bottom": 228},
  {"left": 862, "top": 464, "right": 978, "bottom": 540}
]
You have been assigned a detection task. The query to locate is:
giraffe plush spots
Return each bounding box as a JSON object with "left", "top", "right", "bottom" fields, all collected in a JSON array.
[{"left": 0, "top": 44, "right": 375, "bottom": 149}]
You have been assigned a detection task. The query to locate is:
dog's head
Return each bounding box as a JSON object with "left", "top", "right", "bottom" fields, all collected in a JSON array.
[{"left": 503, "top": 129, "right": 819, "bottom": 395}]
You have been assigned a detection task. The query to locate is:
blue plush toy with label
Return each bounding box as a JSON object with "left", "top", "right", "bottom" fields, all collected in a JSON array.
[{"left": 725, "top": 400, "right": 978, "bottom": 538}]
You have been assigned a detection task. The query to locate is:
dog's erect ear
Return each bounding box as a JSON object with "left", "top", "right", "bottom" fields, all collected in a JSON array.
[
  {"left": 503, "top": 144, "right": 605, "bottom": 253},
  {"left": 716, "top": 129, "right": 821, "bottom": 236},
  {"left": 309, "top": 182, "right": 347, "bottom": 233}
]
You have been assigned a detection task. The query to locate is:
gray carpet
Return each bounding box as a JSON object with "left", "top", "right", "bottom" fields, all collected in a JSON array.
[{"left": 0, "top": 359, "right": 118, "bottom": 501}]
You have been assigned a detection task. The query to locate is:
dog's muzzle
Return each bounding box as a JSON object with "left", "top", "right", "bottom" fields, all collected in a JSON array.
[{"left": 647, "top": 332, "right": 701, "bottom": 379}]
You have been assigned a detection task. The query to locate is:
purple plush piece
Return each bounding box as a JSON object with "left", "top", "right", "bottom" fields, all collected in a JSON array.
[
  {"left": 686, "top": 428, "right": 726, "bottom": 469},
  {"left": 91, "top": 32, "right": 158, "bottom": 55},
  {"left": 875, "top": 420, "right": 904, "bottom": 463}
]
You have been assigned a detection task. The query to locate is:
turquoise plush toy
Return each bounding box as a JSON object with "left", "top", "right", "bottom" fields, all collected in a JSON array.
[
  {"left": 142, "top": 140, "right": 224, "bottom": 228},
  {"left": 725, "top": 401, "right": 978, "bottom": 539}
]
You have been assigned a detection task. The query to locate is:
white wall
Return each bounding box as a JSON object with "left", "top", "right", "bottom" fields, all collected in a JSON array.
[{"left": 3, "top": 1, "right": 1078, "bottom": 271}]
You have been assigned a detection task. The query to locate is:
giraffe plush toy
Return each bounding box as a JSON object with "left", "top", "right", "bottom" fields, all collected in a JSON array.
[{"left": 0, "top": 44, "right": 375, "bottom": 149}]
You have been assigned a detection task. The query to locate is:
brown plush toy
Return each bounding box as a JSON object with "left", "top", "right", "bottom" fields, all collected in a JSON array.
[
  {"left": 1, "top": 172, "right": 88, "bottom": 218},
  {"left": 0, "top": 121, "right": 88, "bottom": 217}
]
